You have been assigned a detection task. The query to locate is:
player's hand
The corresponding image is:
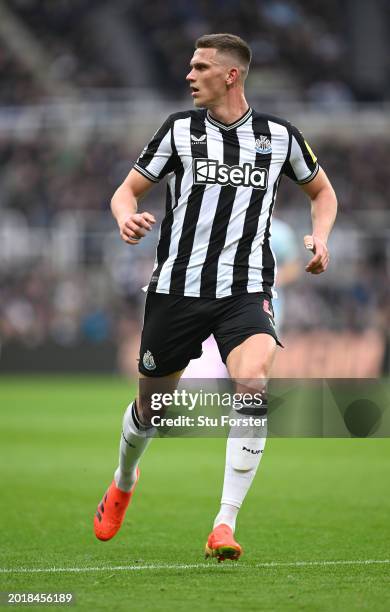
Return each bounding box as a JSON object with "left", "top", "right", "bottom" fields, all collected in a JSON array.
[
  {"left": 303, "top": 235, "right": 329, "bottom": 274},
  {"left": 119, "top": 212, "right": 156, "bottom": 245}
]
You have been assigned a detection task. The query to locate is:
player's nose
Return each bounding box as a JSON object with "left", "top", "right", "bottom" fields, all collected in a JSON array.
[{"left": 186, "top": 69, "right": 195, "bottom": 82}]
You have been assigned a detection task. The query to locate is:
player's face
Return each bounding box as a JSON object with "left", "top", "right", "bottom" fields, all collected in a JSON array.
[{"left": 186, "top": 48, "right": 230, "bottom": 108}]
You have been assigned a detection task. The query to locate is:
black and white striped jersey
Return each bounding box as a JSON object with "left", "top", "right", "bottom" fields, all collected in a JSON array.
[{"left": 134, "top": 107, "right": 319, "bottom": 299}]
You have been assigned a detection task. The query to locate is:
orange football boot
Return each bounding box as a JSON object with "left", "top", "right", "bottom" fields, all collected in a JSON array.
[
  {"left": 205, "top": 523, "right": 242, "bottom": 562},
  {"left": 94, "top": 468, "right": 140, "bottom": 541}
]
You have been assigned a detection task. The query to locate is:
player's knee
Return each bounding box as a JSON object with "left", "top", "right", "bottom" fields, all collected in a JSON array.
[
  {"left": 232, "top": 353, "right": 271, "bottom": 382},
  {"left": 234, "top": 370, "right": 268, "bottom": 399},
  {"left": 240, "top": 362, "right": 269, "bottom": 381}
]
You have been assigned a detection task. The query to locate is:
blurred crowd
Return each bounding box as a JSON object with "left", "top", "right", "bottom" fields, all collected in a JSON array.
[
  {"left": 132, "top": 0, "right": 352, "bottom": 103},
  {"left": 0, "top": 134, "right": 389, "bottom": 225},
  {"left": 0, "top": 40, "right": 42, "bottom": 105},
  {"left": 1, "top": 0, "right": 388, "bottom": 104},
  {"left": 0, "top": 134, "right": 132, "bottom": 224},
  {"left": 1, "top": 0, "right": 121, "bottom": 105},
  {"left": 0, "top": 133, "right": 388, "bottom": 360},
  {"left": 1, "top": 238, "right": 387, "bottom": 341},
  {"left": 0, "top": 0, "right": 388, "bottom": 374}
]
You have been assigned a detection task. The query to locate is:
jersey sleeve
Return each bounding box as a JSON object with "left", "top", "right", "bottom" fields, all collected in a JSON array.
[
  {"left": 283, "top": 124, "right": 319, "bottom": 184},
  {"left": 133, "top": 115, "right": 179, "bottom": 182}
]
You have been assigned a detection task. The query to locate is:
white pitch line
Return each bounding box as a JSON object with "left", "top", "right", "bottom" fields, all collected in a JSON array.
[{"left": 0, "top": 559, "right": 389, "bottom": 574}]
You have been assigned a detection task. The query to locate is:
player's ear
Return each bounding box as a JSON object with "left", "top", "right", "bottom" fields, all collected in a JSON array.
[{"left": 226, "top": 67, "right": 239, "bottom": 85}]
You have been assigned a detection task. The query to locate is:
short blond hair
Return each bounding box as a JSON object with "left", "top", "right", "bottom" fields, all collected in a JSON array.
[{"left": 195, "top": 33, "right": 252, "bottom": 78}]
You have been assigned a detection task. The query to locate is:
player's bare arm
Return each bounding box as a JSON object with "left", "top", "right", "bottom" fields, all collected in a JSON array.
[
  {"left": 111, "top": 169, "right": 156, "bottom": 245},
  {"left": 300, "top": 167, "right": 337, "bottom": 275}
]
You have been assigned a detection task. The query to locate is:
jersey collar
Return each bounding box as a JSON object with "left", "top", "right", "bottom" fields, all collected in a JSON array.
[{"left": 206, "top": 107, "right": 252, "bottom": 131}]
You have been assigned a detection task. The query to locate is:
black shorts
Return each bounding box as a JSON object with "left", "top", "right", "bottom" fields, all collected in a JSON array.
[{"left": 138, "top": 291, "right": 282, "bottom": 377}]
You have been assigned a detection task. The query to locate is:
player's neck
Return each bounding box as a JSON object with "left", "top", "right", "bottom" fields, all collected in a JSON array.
[{"left": 207, "top": 93, "right": 249, "bottom": 127}]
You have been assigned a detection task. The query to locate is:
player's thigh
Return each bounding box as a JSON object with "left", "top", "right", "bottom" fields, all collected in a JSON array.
[
  {"left": 139, "top": 292, "right": 210, "bottom": 377},
  {"left": 213, "top": 292, "right": 281, "bottom": 376},
  {"left": 226, "top": 333, "right": 277, "bottom": 381}
]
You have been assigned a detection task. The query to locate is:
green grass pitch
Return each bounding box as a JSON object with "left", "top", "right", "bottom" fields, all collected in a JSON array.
[{"left": 0, "top": 376, "right": 389, "bottom": 611}]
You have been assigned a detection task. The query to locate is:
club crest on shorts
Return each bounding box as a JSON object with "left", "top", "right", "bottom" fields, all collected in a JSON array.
[
  {"left": 255, "top": 135, "right": 272, "bottom": 154},
  {"left": 143, "top": 350, "right": 156, "bottom": 371}
]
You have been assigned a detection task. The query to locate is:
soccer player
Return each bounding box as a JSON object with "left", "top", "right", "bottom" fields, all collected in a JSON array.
[{"left": 94, "top": 33, "right": 337, "bottom": 561}]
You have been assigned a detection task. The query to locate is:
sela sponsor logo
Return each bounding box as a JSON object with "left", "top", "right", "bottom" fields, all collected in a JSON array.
[
  {"left": 191, "top": 134, "right": 207, "bottom": 144},
  {"left": 193, "top": 159, "right": 268, "bottom": 190},
  {"left": 255, "top": 135, "right": 272, "bottom": 154},
  {"left": 143, "top": 349, "right": 156, "bottom": 371}
]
